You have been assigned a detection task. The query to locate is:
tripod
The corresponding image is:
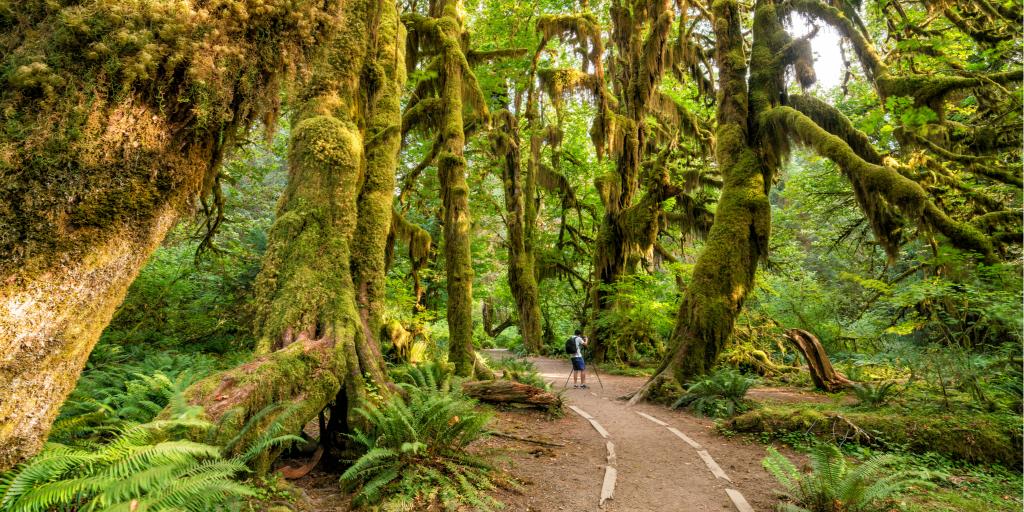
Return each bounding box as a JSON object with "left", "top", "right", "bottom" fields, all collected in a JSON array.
[{"left": 562, "top": 351, "right": 604, "bottom": 390}]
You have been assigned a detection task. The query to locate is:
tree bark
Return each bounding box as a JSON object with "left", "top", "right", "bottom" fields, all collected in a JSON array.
[
  {"left": 0, "top": 0, "right": 337, "bottom": 471},
  {"left": 784, "top": 329, "right": 855, "bottom": 392},
  {"left": 588, "top": 0, "right": 675, "bottom": 363},
  {"left": 421, "top": 0, "right": 482, "bottom": 377},
  {"left": 494, "top": 111, "right": 544, "bottom": 354},
  {"left": 630, "top": 0, "right": 770, "bottom": 402},
  {"left": 181, "top": 0, "right": 406, "bottom": 470}
]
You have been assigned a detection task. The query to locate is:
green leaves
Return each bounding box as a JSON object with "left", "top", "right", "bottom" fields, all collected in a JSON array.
[
  {"left": 672, "top": 368, "right": 757, "bottom": 418},
  {"left": 763, "top": 444, "right": 934, "bottom": 512},
  {"left": 340, "top": 386, "right": 502, "bottom": 511},
  {"left": 0, "top": 418, "right": 255, "bottom": 512}
]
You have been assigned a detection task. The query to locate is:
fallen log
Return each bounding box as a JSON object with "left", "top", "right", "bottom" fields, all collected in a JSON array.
[
  {"left": 784, "top": 328, "right": 855, "bottom": 392},
  {"left": 462, "top": 380, "right": 562, "bottom": 411}
]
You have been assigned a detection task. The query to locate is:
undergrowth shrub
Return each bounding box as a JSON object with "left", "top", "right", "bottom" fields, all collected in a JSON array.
[
  {"left": 489, "top": 357, "right": 550, "bottom": 391},
  {"left": 0, "top": 394, "right": 300, "bottom": 512},
  {"left": 673, "top": 368, "right": 757, "bottom": 418},
  {"left": 852, "top": 381, "right": 899, "bottom": 407},
  {"left": 762, "top": 444, "right": 933, "bottom": 512},
  {"left": 340, "top": 387, "right": 504, "bottom": 511},
  {"left": 391, "top": 361, "right": 456, "bottom": 394}
]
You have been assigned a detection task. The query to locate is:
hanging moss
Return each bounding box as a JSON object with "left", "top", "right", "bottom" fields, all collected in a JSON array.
[
  {"left": 493, "top": 110, "right": 544, "bottom": 354},
  {"left": 762, "top": 105, "right": 996, "bottom": 261},
  {"left": 180, "top": 0, "right": 406, "bottom": 472},
  {"left": 0, "top": 0, "right": 340, "bottom": 471}
]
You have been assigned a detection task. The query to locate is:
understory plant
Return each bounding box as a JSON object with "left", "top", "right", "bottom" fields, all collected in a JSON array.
[
  {"left": 340, "top": 387, "right": 502, "bottom": 511},
  {"left": 0, "top": 396, "right": 300, "bottom": 512},
  {"left": 851, "top": 381, "right": 899, "bottom": 407},
  {"left": 673, "top": 368, "right": 757, "bottom": 417},
  {"left": 489, "top": 356, "right": 550, "bottom": 390},
  {"left": 762, "top": 444, "right": 933, "bottom": 512}
]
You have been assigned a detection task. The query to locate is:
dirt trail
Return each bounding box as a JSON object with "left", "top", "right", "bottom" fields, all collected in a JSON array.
[{"left": 486, "top": 349, "right": 781, "bottom": 512}]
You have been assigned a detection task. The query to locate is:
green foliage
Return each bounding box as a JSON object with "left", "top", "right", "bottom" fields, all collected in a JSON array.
[
  {"left": 593, "top": 273, "right": 676, "bottom": 364},
  {"left": 391, "top": 361, "right": 456, "bottom": 395},
  {"left": 52, "top": 341, "right": 231, "bottom": 444},
  {"left": 0, "top": 395, "right": 301, "bottom": 512},
  {"left": 762, "top": 443, "right": 932, "bottom": 512},
  {"left": 486, "top": 356, "right": 551, "bottom": 390},
  {"left": 851, "top": 381, "right": 899, "bottom": 408},
  {"left": 340, "top": 387, "right": 502, "bottom": 511},
  {"left": 672, "top": 368, "right": 757, "bottom": 418},
  {"left": 99, "top": 130, "right": 287, "bottom": 354}
]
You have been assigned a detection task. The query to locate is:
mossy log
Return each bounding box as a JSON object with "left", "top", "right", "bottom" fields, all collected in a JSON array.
[
  {"left": 783, "top": 328, "right": 854, "bottom": 392},
  {"left": 462, "top": 380, "right": 562, "bottom": 411},
  {"left": 0, "top": 0, "right": 339, "bottom": 471},
  {"left": 728, "top": 405, "right": 1023, "bottom": 468}
]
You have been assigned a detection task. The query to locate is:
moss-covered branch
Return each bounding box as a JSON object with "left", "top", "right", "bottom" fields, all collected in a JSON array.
[{"left": 762, "top": 105, "right": 996, "bottom": 261}]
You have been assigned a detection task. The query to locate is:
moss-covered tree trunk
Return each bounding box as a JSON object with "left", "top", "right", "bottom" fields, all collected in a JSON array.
[
  {"left": 632, "top": 0, "right": 1006, "bottom": 400},
  {"left": 180, "top": 0, "right": 406, "bottom": 469},
  {"left": 433, "top": 0, "right": 479, "bottom": 377},
  {"left": 0, "top": 0, "right": 337, "bottom": 471},
  {"left": 494, "top": 111, "right": 544, "bottom": 354},
  {"left": 588, "top": 0, "right": 674, "bottom": 362},
  {"left": 630, "top": 0, "right": 768, "bottom": 400}
]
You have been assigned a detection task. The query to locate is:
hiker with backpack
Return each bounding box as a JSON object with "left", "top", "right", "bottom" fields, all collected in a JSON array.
[{"left": 564, "top": 329, "right": 589, "bottom": 389}]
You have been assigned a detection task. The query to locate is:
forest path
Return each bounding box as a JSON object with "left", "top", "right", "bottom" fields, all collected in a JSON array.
[{"left": 485, "top": 349, "right": 778, "bottom": 511}]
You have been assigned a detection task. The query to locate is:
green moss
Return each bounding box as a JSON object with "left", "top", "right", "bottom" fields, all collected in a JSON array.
[{"left": 729, "top": 404, "right": 1022, "bottom": 468}]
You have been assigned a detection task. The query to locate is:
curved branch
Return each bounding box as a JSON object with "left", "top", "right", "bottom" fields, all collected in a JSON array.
[{"left": 763, "top": 106, "right": 996, "bottom": 261}]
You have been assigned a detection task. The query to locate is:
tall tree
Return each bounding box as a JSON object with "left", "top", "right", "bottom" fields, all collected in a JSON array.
[
  {"left": 0, "top": 0, "right": 338, "bottom": 470},
  {"left": 532, "top": 1, "right": 715, "bottom": 362},
  {"left": 492, "top": 110, "right": 545, "bottom": 354},
  {"left": 403, "top": 0, "right": 493, "bottom": 376},
  {"left": 632, "top": 0, "right": 1020, "bottom": 400},
  {"left": 181, "top": 0, "right": 407, "bottom": 468}
]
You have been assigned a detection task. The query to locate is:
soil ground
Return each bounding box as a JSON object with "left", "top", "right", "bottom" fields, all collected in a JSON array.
[
  {"left": 485, "top": 350, "right": 791, "bottom": 512},
  {"left": 285, "top": 350, "right": 804, "bottom": 511}
]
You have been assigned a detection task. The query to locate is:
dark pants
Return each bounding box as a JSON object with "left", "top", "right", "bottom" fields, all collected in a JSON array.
[{"left": 571, "top": 356, "right": 585, "bottom": 371}]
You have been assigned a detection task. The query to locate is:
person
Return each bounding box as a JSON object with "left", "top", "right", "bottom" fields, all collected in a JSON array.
[{"left": 569, "top": 329, "right": 588, "bottom": 389}]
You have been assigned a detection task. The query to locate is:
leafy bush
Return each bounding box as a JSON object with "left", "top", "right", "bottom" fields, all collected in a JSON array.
[
  {"left": 0, "top": 397, "right": 300, "bottom": 512},
  {"left": 762, "top": 444, "right": 932, "bottom": 512},
  {"left": 488, "top": 356, "right": 550, "bottom": 390},
  {"left": 391, "top": 361, "right": 456, "bottom": 395},
  {"left": 592, "top": 273, "right": 675, "bottom": 364},
  {"left": 852, "top": 381, "right": 899, "bottom": 407},
  {"left": 673, "top": 368, "right": 757, "bottom": 417},
  {"left": 340, "top": 388, "right": 502, "bottom": 510}
]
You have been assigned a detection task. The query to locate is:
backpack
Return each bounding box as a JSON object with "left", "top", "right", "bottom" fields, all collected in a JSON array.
[{"left": 564, "top": 336, "right": 578, "bottom": 355}]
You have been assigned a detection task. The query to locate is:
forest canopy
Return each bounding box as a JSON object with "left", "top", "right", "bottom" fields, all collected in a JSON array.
[{"left": 0, "top": 0, "right": 1020, "bottom": 510}]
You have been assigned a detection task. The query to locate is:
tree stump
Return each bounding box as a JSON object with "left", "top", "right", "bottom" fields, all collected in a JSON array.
[
  {"left": 784, "top": 328, "right": 855, "bottom": 392},
  {"left": 462, "top": 380, "right": 562, "bottom": 411}
]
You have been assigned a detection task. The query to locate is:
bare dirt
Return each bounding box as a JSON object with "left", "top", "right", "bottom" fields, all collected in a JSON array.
[
  {"left": 286, "top": 350, "right": 810, "bottom": 511},
  {"left": 485, "top": 350, "right": 795, "bottom": 512}
]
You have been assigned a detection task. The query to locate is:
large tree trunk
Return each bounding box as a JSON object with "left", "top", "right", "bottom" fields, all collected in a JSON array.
[
  {"left": 494, "top": 111, "right": 544, "bottom": 354},
  {"left": 588, "top": 0, "right": 674, "bottom": 363},
  {"left": 0, "top": 0, "right": 336, "bottom": 471},
  {"left": 181, "top": 0, "right": 405, "bottom": 470},
  {"left": 430, "top": 0, "right": 479, "bottom": 377},
  {"left": 630, "top": 0, "right": 769, "bottom": 402}
]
